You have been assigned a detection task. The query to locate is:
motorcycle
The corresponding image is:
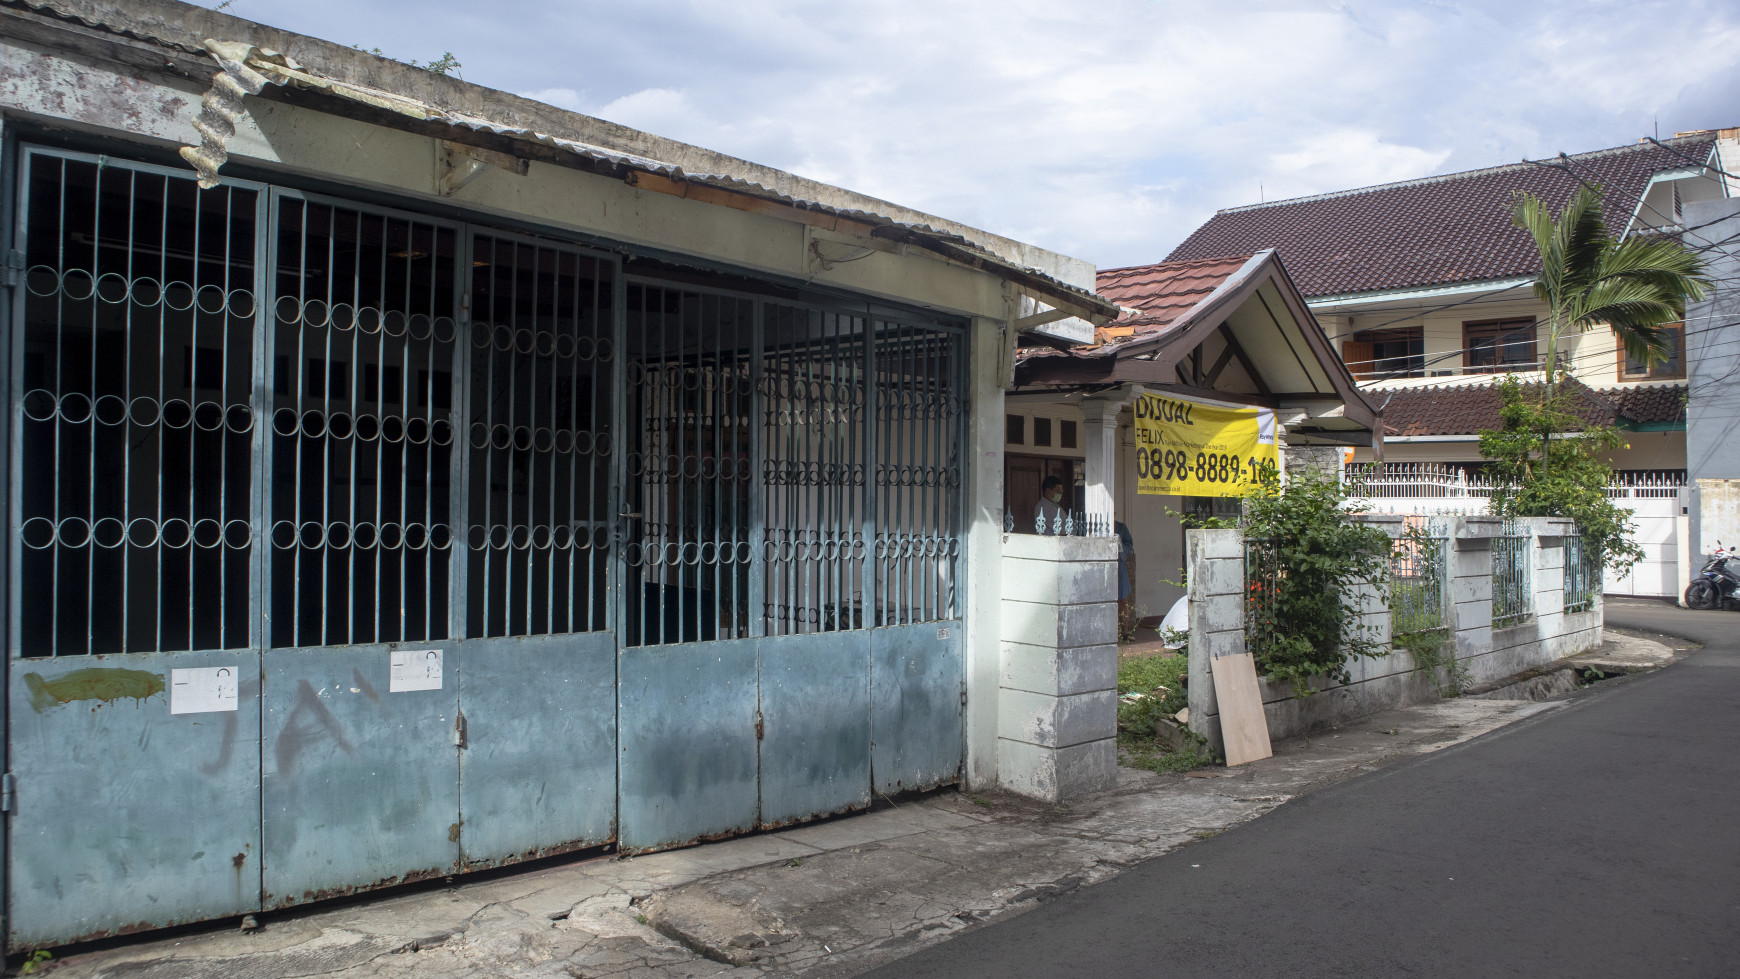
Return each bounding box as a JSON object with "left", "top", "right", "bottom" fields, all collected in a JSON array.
[{"left": 1685, "top": 541, "right": 1740, "bottom": 610}]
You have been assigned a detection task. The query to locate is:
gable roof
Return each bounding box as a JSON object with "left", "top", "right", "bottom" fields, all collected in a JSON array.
[
  {"left": 1376, "top": 374, "right": 1686, "bottom": 437},
  {"left": 1017, "top": 250, "right": 1381, "bottom": 431},
  {"left": 1165, "top": 136, "right": 1718, "bottom": 299}
]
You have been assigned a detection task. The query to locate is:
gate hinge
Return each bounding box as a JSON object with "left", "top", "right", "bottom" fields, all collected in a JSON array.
[
  {"left": 754, "top": 710, "right": 764, "bottom": 740},
  {"left": 960, "top": 681, "right": 968, "bottom": 708},
  {"left": 453, "top": 711, "right": 467, "bottom": 749},
  {"left": 1, "top": 249, "right": 23, "bottom": 289},
  {"left": 1, "top": 772, "right": 13, "bottom": 813}
]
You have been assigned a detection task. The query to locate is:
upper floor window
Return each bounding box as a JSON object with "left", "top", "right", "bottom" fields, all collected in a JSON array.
[
  {"left": 1619, "top": 322, "right": 1685, "bottom": 380},
  {"left": 1464, "top": 318, "right": 1537, "bottom": 373},
  {"left": 1342, "top": 327, "right": 1423, "bottom": 378}
]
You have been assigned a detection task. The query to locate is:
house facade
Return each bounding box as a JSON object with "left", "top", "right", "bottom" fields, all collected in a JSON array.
[
  {"left": 1004, "top": 251, "right": 1380, "bottom": 621},
  {"left": 1161, "top": 133, "right": 1738, "bottom": 599},
  {"left": 1166, "top": 132, "right": 1738, "bottom": 475},
  {"left": 0, "top": 0, "right": 1124, "bottom": 949}
]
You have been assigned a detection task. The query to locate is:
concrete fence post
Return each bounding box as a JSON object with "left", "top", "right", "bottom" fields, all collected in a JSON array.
[
  {"left": 1451, "top": 515, "right": 1499, "bottom": 682},
  {"left": 1185, "top": 528, "right": 1246, "bottom": 758},
  {"left": 996, "top": 533, "right": 1119, "bottom": 802}
]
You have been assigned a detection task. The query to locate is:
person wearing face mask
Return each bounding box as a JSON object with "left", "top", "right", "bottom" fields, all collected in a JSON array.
[{"left": 1035, "top": 475, "right": 1065, "bottom": 534}]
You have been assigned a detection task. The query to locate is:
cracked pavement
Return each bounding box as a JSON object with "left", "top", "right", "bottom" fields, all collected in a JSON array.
[{"left": 38, "top": 649, "right": 1638, "bottom": 979}]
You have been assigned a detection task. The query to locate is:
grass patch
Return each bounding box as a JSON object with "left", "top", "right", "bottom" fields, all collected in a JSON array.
[{"left": 1116, "top": 652, "right": 1216, "bottom": 774}]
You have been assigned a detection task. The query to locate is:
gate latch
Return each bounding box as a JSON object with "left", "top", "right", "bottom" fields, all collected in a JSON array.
[
  {"left": 453, "top": 712, "right": 467, "bottom": 749},
  {"left": 1, "top": 771, "right": 13, "bottom": 813},
  {"left": 754, "top": 710, "right": 764, "bottom": 741}
]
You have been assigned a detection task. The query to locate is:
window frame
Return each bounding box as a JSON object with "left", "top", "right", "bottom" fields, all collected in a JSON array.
[
  {"left": 1616, "top": 322, "right": 1685, "bottom": 381},
  {"left": 1462, "top": 318, "right": 1538, "bottom": 374},
  {"left": 1347, "top": 326, "right": 1424, "bottom": 378}
]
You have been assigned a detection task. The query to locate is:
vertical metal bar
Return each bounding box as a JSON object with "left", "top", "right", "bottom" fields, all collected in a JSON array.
[
  {"left": 250, "top": 187, "right": 272, "bottom": 659},
  {"left": 6, "top": 143, "right": 29, "bottom": 660},
  {"left": 861, "top": 309, "right": 876, "bottom": 629},
  {"left": 607, "top": 256, "right": 624, "bottom": 640},
  {"left": 747, "top": 296, "right": 765, "bottom": 640},
  {"left": 450, "top": 228, "right": 473, "bottom": 642}
]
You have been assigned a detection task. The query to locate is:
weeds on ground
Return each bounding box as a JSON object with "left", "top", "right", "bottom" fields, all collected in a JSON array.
[
  {"left": 1116, "top": 650, "right": 1216, "bottom": 774},
  {"left": 1395, "top": 628, "right": 1469, "bottom": 697}
]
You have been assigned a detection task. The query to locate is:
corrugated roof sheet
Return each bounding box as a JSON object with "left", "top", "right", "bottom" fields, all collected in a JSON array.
[{"left": 1166, "top": 137, "right": 1718, "bottom": 298}]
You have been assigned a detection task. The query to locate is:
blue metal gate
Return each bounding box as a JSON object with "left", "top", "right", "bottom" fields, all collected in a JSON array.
[
  {"left": 457, "top": 232, "right": 619, "bottom": 868},
  {"left": 4, "top": 144, "right": 967, "bottom": 948},
  {"left": 7, "top": 151, "right": 267, "bottom": 945}
]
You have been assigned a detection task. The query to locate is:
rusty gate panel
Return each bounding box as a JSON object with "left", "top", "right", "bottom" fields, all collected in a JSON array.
[
  {"left": 617, "top": 638, "right": 759, "bottom": 851},
  {"left": 7, "top": 650, "right": 262, "bottom": 949},
  {"left": 457, "top": 633, "right": 617, "bottom": 866},
  {"left": 260, "top": 643, "right": 459, "bottom": 908},
  {"left": 757, "top": 631, "right": 871, "bottom": 827},
  {"left": 870, "top": 621, "right": 963, "bottom": 794}
]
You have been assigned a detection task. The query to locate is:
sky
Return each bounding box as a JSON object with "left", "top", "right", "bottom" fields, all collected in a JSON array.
[{"left": 199, "top": 0, "right": 1740, "bottom": 270}]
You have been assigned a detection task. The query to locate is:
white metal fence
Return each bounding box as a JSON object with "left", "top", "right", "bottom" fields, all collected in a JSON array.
[{"left": 1347, "top": 465, "right": 1686, "bottom": 599}]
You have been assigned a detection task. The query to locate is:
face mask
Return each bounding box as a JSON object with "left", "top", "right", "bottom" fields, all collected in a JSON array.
[{"left": 1048, "top": 491, "right": 1063, "bottom": 503}]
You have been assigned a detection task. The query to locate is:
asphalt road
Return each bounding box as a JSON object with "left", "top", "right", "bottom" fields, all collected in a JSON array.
[{"left": 865, "top": 599, "right": 1740, "bottom": 978}]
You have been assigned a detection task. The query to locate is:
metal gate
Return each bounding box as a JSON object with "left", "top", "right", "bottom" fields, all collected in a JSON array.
[
  {"left": 7, "top": 151, "right": 267, "bottom": 945},
  {"left": 616, "top": 289, "right": 966, "bottom": 850},
  {"left": 4, "top": 144, "right": 967, "bottom": 948}
]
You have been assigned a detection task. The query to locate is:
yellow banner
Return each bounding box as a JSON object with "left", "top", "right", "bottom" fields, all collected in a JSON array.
[{"left": 1133, "top": 394, "right": 1278, "bottom": 497}]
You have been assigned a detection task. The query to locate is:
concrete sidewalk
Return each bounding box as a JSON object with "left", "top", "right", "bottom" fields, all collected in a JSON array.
[{"left": 36, "top": 635, "right": 1672, "bottom": 979}]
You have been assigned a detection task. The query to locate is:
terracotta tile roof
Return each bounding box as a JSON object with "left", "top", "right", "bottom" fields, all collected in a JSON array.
[
  {"left": 1603, "top": 382, "right": 1688, "bottom": 424},
  {"left": 1165, "top": 137, "right": 1717, "bottom": 298},
  {"left": 1378, "top": 377, "right": 1687, "bottom": 436},
  {"left": 1379, "top": 376, "right": 1609, "bottom": 437},
  {"left": 1092, "top": 254, "right": 1253, "bottom": 343}
]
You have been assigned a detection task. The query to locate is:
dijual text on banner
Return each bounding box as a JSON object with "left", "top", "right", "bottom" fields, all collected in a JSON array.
[{"left": 1133, "top": 394, "right": 1278, "bottom": 497}]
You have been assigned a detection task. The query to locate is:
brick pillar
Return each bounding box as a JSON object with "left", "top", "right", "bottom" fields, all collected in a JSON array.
[
  {"left": 1185, "top": 528, "right": 1245, "bottom": 758},
  {"left": 997, "top": 533, "right": 1119, "bottom": 802}
]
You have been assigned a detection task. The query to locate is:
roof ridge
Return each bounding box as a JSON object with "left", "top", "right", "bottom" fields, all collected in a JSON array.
[
  {"left": 1097, "top": 254, "right": 1253, "bottom": 277},
  {"left": 1215, "top": 136, "right": 1714, "bottom": 216}
]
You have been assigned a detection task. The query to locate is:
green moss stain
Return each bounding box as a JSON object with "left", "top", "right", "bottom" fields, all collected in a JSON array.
[{"left": 24, "top": 668, "right": 166, "bottom": 713}]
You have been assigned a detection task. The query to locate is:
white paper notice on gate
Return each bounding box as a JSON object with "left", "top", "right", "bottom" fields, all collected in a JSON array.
[
  {"left": 390, "top": 649, "right": 444, "bottom": 692},
  {"left": 170, "top": 667, "right": 239, "bottom": 714}
]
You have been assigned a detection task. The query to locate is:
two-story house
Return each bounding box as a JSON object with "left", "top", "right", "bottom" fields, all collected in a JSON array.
[{"left": 1163, "top": 131, "right": 1738, "bottom": 476}]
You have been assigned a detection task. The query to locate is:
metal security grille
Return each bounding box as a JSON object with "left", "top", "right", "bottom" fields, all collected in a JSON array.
[
  {"left": 14, "top": 154, "right": 259, "bottom": 656},
  {"left": 1564, "top": 531, "right": 1597, "bottom": 614},
  {"left": 1244, "top": 536, "right": 1282, "bottom": 659},
  {"left": 622, "top": 283, "right": 756, "bottom": 646},
  {"left": 467, "top": 234, "right": 614, "bottom": 637},
  {"left": 1491, "top": 518, "right": 1532, "bottom": 627},
  {"left": 762, "top": 304, "right": 868, "bottom": 635},
  {"left": 268, "top": 196, "right": 460, "bottom": 647},
  {"left": 1390, "top": 518, "right": 1447, "bottom": 635},
  {"left": 872, "top": 320, "right": 964, "bottom": 625}
]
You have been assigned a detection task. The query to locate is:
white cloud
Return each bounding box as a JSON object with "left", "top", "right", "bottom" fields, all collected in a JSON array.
[
  {"left": 1266, "top": 129, "right": 1452, "bottom": 201},
  {"left": 199, "top": 0, "right": 1740, "bottom": 268}
]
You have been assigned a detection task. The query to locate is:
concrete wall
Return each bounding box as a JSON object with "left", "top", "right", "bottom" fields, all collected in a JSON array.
[
  {"left": 997, "top": 533, "right": 1119, "bottom": 802},
  {"left": 1685, "top": 198, "right": 1740, "bottom": 571},
  {"left": 1185, "top": 517, "right": 1601, "bottom": 753}
]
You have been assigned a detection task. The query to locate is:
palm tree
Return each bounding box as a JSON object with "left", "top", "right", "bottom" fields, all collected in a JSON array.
[
  {"left": 1511, "top": 184, "right": 1708, "bottom": 469},
  {"left": 1514, "top": 184, "right": 1707, "bottom": 395}
]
